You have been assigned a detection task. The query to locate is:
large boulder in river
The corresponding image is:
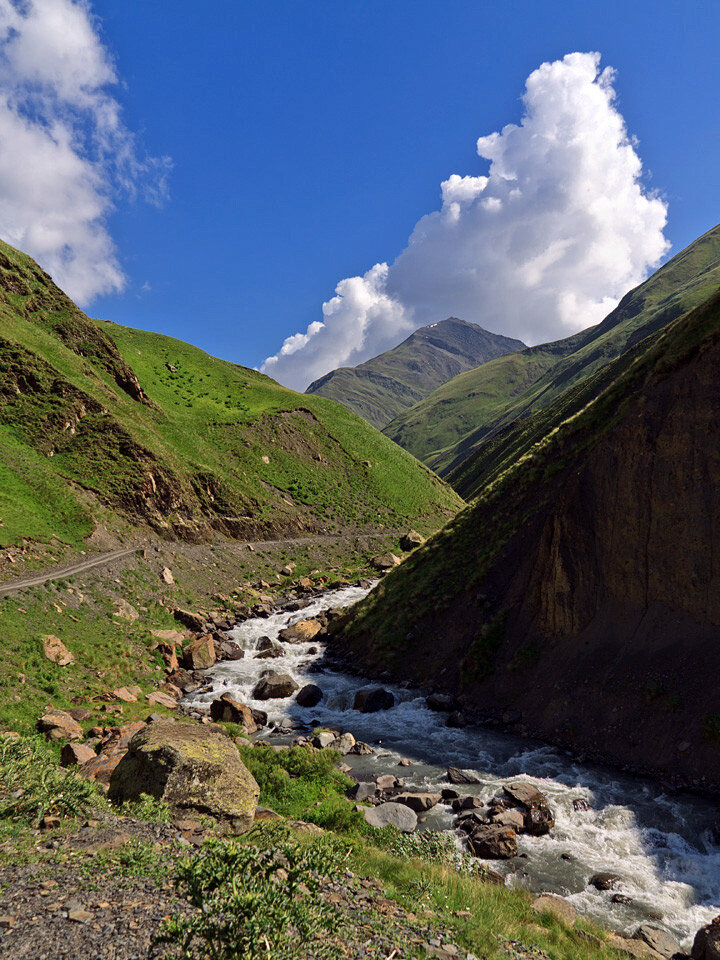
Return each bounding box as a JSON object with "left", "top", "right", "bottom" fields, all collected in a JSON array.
[
  {"left": 466, "top": 823, "right": 517, "bottom": 859},
  {"left": 354, "top": 687, "right": 395, "bottom": 713},
  {"left": 394, "top": 792, "right": 441, "bottom": 814},
  {"left": 182, "top": 634, "right": 216, "bottom": 670},
  {"left": 253, "top": 672, "right": 299, "bottom": 700},
  {"left": 362, "top": 801, "right": 417, "bottom": 833},
  {"left": 108, "top": 721, "right": 259, "bottom": 832},
  {"left": 209, "top": 695, "right": 264, "bottom": 732},
  {"left": 502, "top": 781, "right": 555, "bottom": 836},
  {"left": 278, "top": 620, "right": 322, "bottom": 643},
  {"left": 693, "top": 917, "right": 720, "bottom": 959},
  {"left": 633, "top": 925, "right": 683, "bottom": 959},
  {"left": 447, "top": 766, "right": 481, "bottom": 785},
  {"left": 296, "top": 684, "right": 323, "bottom": 708}
]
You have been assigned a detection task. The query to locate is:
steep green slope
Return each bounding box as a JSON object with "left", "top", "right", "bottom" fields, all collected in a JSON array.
[
  {"left": 336, "top": 287, "right": 720, "bottom": 785},
  {"left": 306, "top": 318, "right": 524, "bottom": 429},
  {"left": 0, "top": 240, "right": 462, "bottom": 551},
  {"left": 384, "top": 223, "right": 720, "bottom": 474}
]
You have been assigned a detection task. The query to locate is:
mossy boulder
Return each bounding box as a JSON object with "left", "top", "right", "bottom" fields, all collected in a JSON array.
[{"left": 108, "top": 721, "right": 259, "bottom": 832}]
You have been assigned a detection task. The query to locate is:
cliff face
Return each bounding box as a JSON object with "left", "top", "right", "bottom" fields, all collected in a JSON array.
[{"left": 337, "top": 292, "right": 720, "bottom": 790}]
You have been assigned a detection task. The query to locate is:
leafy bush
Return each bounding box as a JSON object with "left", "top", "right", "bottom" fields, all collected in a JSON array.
[
  {"left": 0, "top": 735, "right": 104, "bottom": 825},
  {"left": 156, "top": 823, "right": 346, "bottom": 960}
]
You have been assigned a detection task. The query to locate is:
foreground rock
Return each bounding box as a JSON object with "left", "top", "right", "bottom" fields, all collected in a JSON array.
[
  {"left": 253, "top": 672, "right": 299, "bottom": 700},
  {"left": 693, "top": 916, "right": 720, "bottom": 959},
  {"left": 447, "top": 766, "right": 481, "bottom": 785},
  {"left": 353, "top": 687, "right": 395, "bottom": 712},
  {"left": 362, "top": 802, "right": 417, "bottom": 833},
  {"left": 466, "top": 824, "right": 517, "bottom": 859},
  {"left": 633, "top": 925, "right": 683, "bottom": 959},
  {"left": 109, "top": 721, "right": 259, "bottom": 832},
  {"left": 209, "top": 695, "right": 266, "bottom": 732}
]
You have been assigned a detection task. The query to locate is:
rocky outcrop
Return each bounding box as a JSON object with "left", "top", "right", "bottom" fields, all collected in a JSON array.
[{"left": 108, "top": 721, "right": 259, "bottom": 831}]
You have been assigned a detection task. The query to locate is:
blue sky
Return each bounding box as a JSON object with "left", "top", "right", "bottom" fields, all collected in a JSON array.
[{"left": 3, "top": 1, "right": 720, "bottom": 382}]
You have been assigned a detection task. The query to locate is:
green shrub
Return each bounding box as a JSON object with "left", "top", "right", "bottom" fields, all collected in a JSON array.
[
  {"left": 120, "top": 793, "right": 171, "bottom": 823},
  {"left": 156, "top": 823, "right": 345, "bottom": 960},
  {"left": 0, "top": 735, "right": 104, "bottom": 825}
]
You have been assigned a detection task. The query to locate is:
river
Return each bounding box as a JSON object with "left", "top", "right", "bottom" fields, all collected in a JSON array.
[{"left": 185, "top": 582, "right": 720, "bottom": 950}]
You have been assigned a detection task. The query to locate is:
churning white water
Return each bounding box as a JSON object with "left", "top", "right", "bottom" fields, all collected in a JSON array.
[{"left": 185, "top": 583, "right": 720, "bottom": 949}]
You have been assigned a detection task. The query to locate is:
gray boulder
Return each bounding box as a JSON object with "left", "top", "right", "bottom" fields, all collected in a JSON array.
[
  {"left": 354, "top": 687, "right": 395, "bottom": 713},
  {"left": 108, "top": 721, "right": 259, "bottom": 832},
  {"left": 447, "top": 766, "right": 481, "bottom": 785},
  {"left": 362, "top": 801, "right": 417, "bottom": 833},
  {"left": 296, "top": 684, "right": 323, "bottom": 708},
  {"left": 253, "top": 672, "right": 299, "bottom": 700},
  {"left": 634, "top": 925, "right": 683, "bottom": 959},
  {"left": 394, "top": 792, "right": 441, "bottom": 814},
  {"left": 467, "top": 823, "right": 518, "bottom": 859}
]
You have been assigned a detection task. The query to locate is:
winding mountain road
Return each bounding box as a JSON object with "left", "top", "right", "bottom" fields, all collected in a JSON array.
[{"left": 0, "top": 547, "right": 141, "bottom": 598}]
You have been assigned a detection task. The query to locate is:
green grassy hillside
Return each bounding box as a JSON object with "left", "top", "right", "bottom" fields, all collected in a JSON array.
[
  {"left": 306, "top": 318, "right": 524, "bottom": 429},
  {"left": 0, "top": 240, "right": 462, "bottom": 552},
  {"left": 384, "top": 223, "right": 720, "bottom": 475}
]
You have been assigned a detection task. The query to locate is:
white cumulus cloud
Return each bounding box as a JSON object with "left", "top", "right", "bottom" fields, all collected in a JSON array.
[
  {"left": 0, "top": 0, "right": 169, "bottom": 304},
  {"left": 263, "top": 52, "right": 669, "bottom": 392}
]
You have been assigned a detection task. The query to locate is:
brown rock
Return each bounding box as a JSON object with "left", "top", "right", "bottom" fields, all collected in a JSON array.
[
  {"left": 253, "top": 673, "right": 299, "bottom": 700},
  {"left": 692, "top": 916, "right": 720, "bottom": 959},
  {"left": 60, "top": 742, "right": 96, "bottom": 766},
  {"left": 447, "top": 766, "right": 481, "bottom": 785},
  {"left": 161, "top": 567, "right": 175, "bottom": 585},
  {"left": 42, "top": 635, "right": 74, "bottom": 666},
  {"left": 209, "top": 695, "right": 259, "bottom": 733},
  {"left": 182, "top": 634, "right": 216, "bottom": 670},
  {"left": 370, "top": 553, "right": 401, "bottom": 572},
  {"left": 78, "top": 720, "right": 146, "bottom": 786},
  {"left": 467, "top": 824, "right": 517, "bottom": 859},
  {"left": 112, "top": 687, "right": 138, "bottom": 703},
  {"left": 37, "top": 711, "right": 83, "bottom": 742},
  {"left": 394, "top": 792, "right": 441, "bottom": 813},
  {"left": 173, "top": 608, "right": 206, "bottom": 633},
  {"left": 146, "top": 691, "right": 178, "bottom": 709},
  {"left": 278, "top": 620, "right": 321, "bottom": 643},
  {"left": 400, "top": 530, "right": 425, "bottom": 551}
]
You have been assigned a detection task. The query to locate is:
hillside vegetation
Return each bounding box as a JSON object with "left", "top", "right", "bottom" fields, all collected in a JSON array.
[
  {"left": 0, "top": 239, "right": 461, "bottom": 553},
  {"left": 384, "top": 223, "right": 720, "bottom": 476},
  {"left": 306, "top": 317, "right": 524, "bottom": 429}
]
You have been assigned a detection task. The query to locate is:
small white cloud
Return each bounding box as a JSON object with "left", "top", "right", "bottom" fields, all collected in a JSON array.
[
  {"left": 263, "top": 52, "right": 668, "bottom": 391},
  {"left": 0, "top": 0, "right": 170, "bottom": 304}
]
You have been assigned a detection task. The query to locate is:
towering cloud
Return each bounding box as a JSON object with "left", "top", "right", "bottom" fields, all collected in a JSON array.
[
  {"left": 263, "top": 52, "right": 669, "bottom": 391},
  {"left": 0, "top": 0, "right": 169, "bottom": 304}
]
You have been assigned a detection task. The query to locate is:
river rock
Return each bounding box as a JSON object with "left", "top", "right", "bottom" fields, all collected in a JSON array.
[
  {"left": 255, "top": 641, "right": 284, "bottom": 659},
  {"left": 453, "top": 795, "right": 484, "bottom": 812},
  {"left": 333, "top": 732, "right": 356, "bottom": 754},
  {"left": 182, "top": 634, "right": 216, "bottom": 670},
  {"left": 312, "top": 731, "right": 336, "bottom": 749},
  {"left": 278, "top": 620, "right": 322, "bottom": 643},
  {"left": 447, "top": 766, "right": 481, "bottom": 785},
  {"left": 446, "top": 711, "right": 466, "bottom": 728},
  {"left": 37, "top": 711, "right": 83, "bottom": 742},
  {"left": 209, "top": 695, "right": 259, "bottom": 732},
  {"left": 532, "top": 895, "right": 577, "bottom": 925},
  {"left": 633, "top": 925, "right": 683, "bottom": 958},
  {"left": 296, "top": 684, "right": 323, "bottom": 708},
  {"left": 253, "top": 673, "right": 299, "bottom": 700},
  {"left": 466, "top": 824, "right": 517, "bottom": 859},
  {"left": 376, "top": 774, "right": 399, "bottom": 792},
  {"left": 354, "top": 687, "right": 395, "bottom": 713},
  {"left": 400, "top": 530, "right": 425, "bottom": 551},
  {"left": 426, "top": 693, "right": 455, "bottom": 712},
  {"left": 363, "top": 802, "right": 417, "bottom": 833},
  {"left": 394, "top": 792, "right": 441, "bottom": 813},
  {"left": 491, "top": 808, "right": 525, "bottom": 831},
  {"left": 173, "top": 608, "right": 206, "bottom": 633},
  {"left": 503, "top": 782, "right": 546, "bottom": 807},
  {"left": 348, "top": 782, "right": 378, "bottom": 802},
  {"left": 109, "top": 721, "right": 259, "bottom": 832},
  {"left": 349, "top": 741, "right": 373, "bottom": 755},
  {"left": 590, "top": 872, "right": 623, "bottom": 891},
  {"left": 692, "top": 916, "right": 720, "bottom": 959},
  {"left": 503, "top": 781, "right": 555, "bottom": 836}
]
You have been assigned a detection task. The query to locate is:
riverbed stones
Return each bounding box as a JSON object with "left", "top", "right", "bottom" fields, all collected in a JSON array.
[
  {"left": 531, "top": 895, "right": 577, "bottom": 925},
  {"left": 296, "top": 684, "right": 323, "bottom": 708},
  {"left": 278, "top": 619, "right": 322, "bottom": 643},
  {"left": 426, "top": 693, "right": 455, "bottom": 712},
  {"left": 209, "top": 695, "right": 259, "bottom": 731},
  {"left": 108, "top": 720, "right": 259, "bottom": 832},
  {"left": 37, "top": 710, "right": 83, "bottom": 742},
  {"left": 312, "top": 731, "right": 336, "bottom": 749},
  {"left": 348, "top": 782, "right": 377, "bottom": 802},
  {"left": 501, "top": 781, "right": 555, "bottom": 836},
  {"left": 362, "top": 802, "right": 417, "bottom": 833},
  {"left": 376, "top": 774, "right": 400, "bottom": 792},
  {"left": 333, "top": 732, "right": 356, "bottom": 754},
  {"left": 590, "top": 872, "right": 623, "bottom": 891},
  {"left": 182, "top": 634, "right": 216, "bottom": 670},
  {"left": 394, "top": 792, "right": 441, "bottom": 814},
  {"left": 633, "top": 925, "right": 683, "bottom": 959},
  {"left": 491, "top": 808, "right": 525, "bottom": 831},
  {"left": 447, "top": 767, "right": 481, "bottom": 785},
  {"left": 349, "top": 741, "right": 373, "bottom": 755},
  {"left": 466, "top": 824, "right": 517, "bottom": 859},
  {"left": 354, "top": 687, "right": 395, "bottom": 712},
  {"left": 692, "top": 916, "right": 720, "bottom": 959},
  {"left": 253, "top": 672, "right": 299, "bottom": 700}
]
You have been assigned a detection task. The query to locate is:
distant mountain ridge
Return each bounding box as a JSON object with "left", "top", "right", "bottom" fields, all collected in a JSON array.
[
  {"left": 305, "top": 318, "right": 525, "bottom": 429},
  {"left": 384, "top": 223, "right": 720, "bottom": 478}
]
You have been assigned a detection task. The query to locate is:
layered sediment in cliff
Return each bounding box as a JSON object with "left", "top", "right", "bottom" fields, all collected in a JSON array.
[{"left": 336, "top": 290, "right": 720, "bottom": 790}]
